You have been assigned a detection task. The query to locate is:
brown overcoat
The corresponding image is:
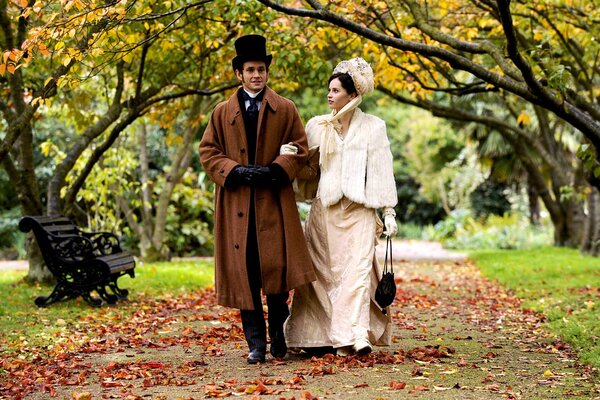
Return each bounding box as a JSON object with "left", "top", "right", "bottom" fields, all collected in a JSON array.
[{"left": 199, "top": 87, "right": 316, "bottom": 310}]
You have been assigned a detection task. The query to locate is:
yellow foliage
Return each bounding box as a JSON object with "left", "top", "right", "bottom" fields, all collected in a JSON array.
[
  {"left": 464, "top": 27, "right": 478, "bottom": 41},
  {"left": 517, "top": 112, "right": 531, "bottom": 126},
  {"left": 38, "top": 43, "right": 50, "bottom": 56},
  {"left": 166, "top": 135, "right": 184, "bottom": 146},
  {"left": 40, "top": 141, "right": 54, "bottom": 157}
]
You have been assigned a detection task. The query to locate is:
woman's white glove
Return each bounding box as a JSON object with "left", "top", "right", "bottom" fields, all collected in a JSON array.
[
  {"left": 280, "top": 142, "right": 298, "bottom": 155},
  {"left": 384, "top": 214, "right": 398, "bottom": 237},
  {"left": 382, "top": 207, "right": 397, "bottom": 237}
]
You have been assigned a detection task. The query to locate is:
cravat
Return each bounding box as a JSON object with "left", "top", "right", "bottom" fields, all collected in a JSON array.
[{"left": 242, "top": 91, "right": 259, "bottom": 120}]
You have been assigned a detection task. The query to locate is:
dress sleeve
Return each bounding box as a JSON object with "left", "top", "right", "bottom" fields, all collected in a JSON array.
[{"left": 365, "top": 118, "right": 398, "bottom": 208}]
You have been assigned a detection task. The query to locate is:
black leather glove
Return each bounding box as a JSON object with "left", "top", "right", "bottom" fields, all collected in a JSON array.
[
  {"left": 224, "top": 165, "right": 255, "bottom": 189},
  {"left": 225, "top": 164, "right": 290, "bottom": 189},
  {"left": 267, "top": 164, "right": 289, "bottom": 186},
  {"left": 251, "top": 164, "right": 289, "bottom": 188}
]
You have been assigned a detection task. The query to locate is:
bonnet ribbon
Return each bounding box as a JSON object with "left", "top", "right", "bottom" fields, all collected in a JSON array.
[{"left": 318, "top": 95, "right": 362, "bottom": 170}]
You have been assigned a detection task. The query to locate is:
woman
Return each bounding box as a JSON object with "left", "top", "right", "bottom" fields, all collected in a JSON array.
[{"left": 284, "top": 58, "right": 398, "bottom": 356}]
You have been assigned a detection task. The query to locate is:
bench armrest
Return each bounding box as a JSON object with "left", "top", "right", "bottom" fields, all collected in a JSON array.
[
  {"left": 49, "top": 234, "right": 96, "bottom": 261},
  {"left": 80, "top": 231, "right": 122, "bottom": 255}
]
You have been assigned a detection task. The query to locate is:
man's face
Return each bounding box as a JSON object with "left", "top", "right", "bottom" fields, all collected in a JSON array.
[{"left": 236, "top": 61, "right": 268, "bottom": 93}]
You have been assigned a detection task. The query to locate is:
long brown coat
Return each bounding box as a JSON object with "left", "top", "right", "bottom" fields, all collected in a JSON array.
[{"left": 199, "top": 87, "right": 316, "bottom": 310}]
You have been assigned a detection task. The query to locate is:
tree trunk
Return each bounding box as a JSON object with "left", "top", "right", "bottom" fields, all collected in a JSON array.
[
  {"left": 526, "top": 174, "right": 541, "bottom": 226},
  {"left": 581, "top": 188, "right": 600, "bottom": 256},
  {"left": 559, "top": 200, "right": 584, "bottom": 247},
  {"left": 23, "top": 234, "right": 54, "bottom": 284},
  {"left": 590, "top": 193, "right": 600, "bottom": 256},
  {"left": 580, "top": 188, "right": 595, "bottom": 254}
]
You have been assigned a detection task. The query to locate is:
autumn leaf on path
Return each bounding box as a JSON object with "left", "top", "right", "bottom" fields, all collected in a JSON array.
[{"left": 389, "top": 380, "right": 407, "bottom": 390}]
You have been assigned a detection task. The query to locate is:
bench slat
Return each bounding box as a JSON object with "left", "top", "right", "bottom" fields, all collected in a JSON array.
[{"left": 45, "top": 225, "right": 79, "bottom": 234}]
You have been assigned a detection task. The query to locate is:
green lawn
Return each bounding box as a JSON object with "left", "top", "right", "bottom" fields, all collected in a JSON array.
[
  {"left": 0, "top": 259, "right": 214, "bottom": 350},
  {"left": 470, "top": 247, "right": 600, "bottom": 368}
]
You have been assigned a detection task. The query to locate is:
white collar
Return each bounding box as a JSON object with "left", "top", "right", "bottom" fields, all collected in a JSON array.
[{"left": 243, "top": 89, "right": 263, "bottom": 99}]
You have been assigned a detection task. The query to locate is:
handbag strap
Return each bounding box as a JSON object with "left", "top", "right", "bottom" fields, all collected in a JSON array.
[{"left": 383, "top": 235, "right": 393, "bottom": 274}]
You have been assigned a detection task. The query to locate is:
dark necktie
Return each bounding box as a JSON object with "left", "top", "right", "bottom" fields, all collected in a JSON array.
[{"left": 242, "top": 91, "right": 259, "bottom": 120}]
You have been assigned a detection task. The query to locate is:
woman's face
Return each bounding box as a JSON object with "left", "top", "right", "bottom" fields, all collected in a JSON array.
[{"left": 328, "top": 78, "right": 355, "bottom": 112}]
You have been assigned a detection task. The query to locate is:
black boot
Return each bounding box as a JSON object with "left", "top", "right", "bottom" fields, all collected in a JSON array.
[
  {"left": 241, "top": 308, "right": 267, "bottom": 364},
  {"left": 267, "top": 293, "right": 289, "bottom": 359},
  {"left": 269, "top": 325, "right": 287, "bottom": 358}
]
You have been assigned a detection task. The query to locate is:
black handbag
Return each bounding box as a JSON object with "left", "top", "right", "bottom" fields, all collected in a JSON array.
[{"left": 375, "top": 236, "right": 396, "bottom": 314}]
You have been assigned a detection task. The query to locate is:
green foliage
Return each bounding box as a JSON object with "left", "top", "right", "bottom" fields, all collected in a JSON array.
[
  {"left": 471, "top": 247, "right": 600, "bottom": 368},
  {"left": 0, "top": 259, "right": 214, "bottom": 350},
  {"left": 395, "top": 174, "right": 445, "bottom": 225},
  {"left": 0, "top": 208, "right": 26, "bottom": 260},
  {"left": 577, "top": 143, "right": 600, "bottom": 178},
  {"left": 403, "top": 111, "right": 482, "bottom": 210},
  {"left": 425, "top": 210, "right": 553, "bottom": 250},
  {"left": 469, "top": 179, "right": 511, "bottom": 219},
  {"left": 397, "top": 223, "right": 425, "bottom": 240},
  {"left": 163, "top": 171, "right": 214, "bottom": 257},
  {"left": 70, "top": 138, "right": 140, "bottom": 234}
]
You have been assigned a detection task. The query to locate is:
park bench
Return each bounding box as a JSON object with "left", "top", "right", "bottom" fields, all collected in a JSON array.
[{"left": 19, "top": 215, "right": 135, "bottom": 307}]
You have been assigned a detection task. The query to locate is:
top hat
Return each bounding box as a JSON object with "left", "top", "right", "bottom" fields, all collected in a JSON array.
[{"left": 231, "top": 34, "right": 273, "bottom": 72}]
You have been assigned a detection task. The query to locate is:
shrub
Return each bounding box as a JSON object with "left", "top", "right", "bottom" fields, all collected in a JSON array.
[{"left": 424, "top": 210, "right": 552, "bottom": 250}]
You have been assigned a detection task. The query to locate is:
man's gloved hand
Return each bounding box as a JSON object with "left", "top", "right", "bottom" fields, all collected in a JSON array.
[
  {"left": 225, "top": 164, "right": 289, "bottom": 189},
  {"left": 248, "top": 165, "right": 272, "bottom": 187},
  {"left": 280, "top": 143, "right": 298, "bottom": 155},
  {"left": 225, "top": 165, "right": 258, "bottom": 189},
  {"left": 252, "top": 164, "right": 289, "bottom": 187}
]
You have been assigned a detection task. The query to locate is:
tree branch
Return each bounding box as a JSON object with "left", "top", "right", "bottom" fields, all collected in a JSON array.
[{"left": 257, "top": 0, "right": 600, "bottom": 151}]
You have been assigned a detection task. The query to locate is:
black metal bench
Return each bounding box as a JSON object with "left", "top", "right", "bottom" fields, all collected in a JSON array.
[{"left": 19, "top": 215, "right": 135, "bottom": 307}]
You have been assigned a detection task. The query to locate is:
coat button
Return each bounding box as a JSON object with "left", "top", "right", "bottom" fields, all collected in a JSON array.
[
  {"left": 240, "top": 148, "right": 246, "bottom": 153},
  {"left": 237, "top": 211, "right": 243, "bottom": 217},
  {"left": 234, "top": 243, "right": 240, "bottom": 249}
]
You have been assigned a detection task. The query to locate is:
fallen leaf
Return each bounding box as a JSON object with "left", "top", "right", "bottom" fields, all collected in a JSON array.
[
  {"left": 389, "top": 381, "right": 406, "bottom": 390},
  {"left": 71, "top": 392, "right": 92, "bottom": 400}
]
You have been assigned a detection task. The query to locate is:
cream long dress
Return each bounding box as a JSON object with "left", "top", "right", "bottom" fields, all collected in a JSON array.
[{"left": 284, "top": 109, "right": 395, "bottom": 350}]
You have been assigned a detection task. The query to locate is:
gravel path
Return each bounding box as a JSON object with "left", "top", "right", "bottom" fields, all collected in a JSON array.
[
  {"left": 0, "top": 240, "right": 466, "bottom": 271},
  {"left": 8, "top": 254, "right": 597, "bottom": 400}
]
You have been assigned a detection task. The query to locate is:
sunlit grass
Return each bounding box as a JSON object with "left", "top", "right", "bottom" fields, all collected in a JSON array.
[
  {"left": 470, "top": 247, "right": 600, "bottom": 368},
  {"left": 0, "top": 259, "right": 214, "bottom": 352}
]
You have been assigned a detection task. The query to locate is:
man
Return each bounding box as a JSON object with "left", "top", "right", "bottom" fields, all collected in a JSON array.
[{"left": 199, "top": 34, "right": 316, "bottom": 364}]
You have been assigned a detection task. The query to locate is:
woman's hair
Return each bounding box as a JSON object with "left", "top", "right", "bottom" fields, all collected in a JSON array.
[{"left": 328, "top": 72, "right": 357, "bottom": 95}]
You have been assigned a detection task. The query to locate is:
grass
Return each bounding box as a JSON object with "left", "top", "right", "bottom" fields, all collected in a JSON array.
[
  {"left": 0, "top": 259, "right": 214, "bottom": 351},
  {"left": 470, "top": 246, "right": 600, "bottom": 369}
]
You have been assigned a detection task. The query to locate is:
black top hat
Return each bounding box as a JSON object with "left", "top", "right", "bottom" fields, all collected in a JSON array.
[{"left": 231, "top": 34, "right": 273, "bottom": 72}]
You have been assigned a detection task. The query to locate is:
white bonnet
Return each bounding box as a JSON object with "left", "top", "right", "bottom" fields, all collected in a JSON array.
[{"left": 332, "top": 57, "right": 374, "bottom": 96}]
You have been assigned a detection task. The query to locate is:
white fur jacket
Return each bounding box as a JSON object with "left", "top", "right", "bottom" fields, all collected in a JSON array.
[{"left": 304, "top": 108, "right": 398, "bottom": 209}]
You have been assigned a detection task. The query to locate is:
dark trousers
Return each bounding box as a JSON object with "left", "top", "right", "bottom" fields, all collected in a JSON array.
[{"left": 241, "top": 202, "right": 289, "bottom": 352}]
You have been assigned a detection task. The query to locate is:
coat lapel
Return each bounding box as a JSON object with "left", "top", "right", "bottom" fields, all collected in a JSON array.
[{"left": 226, "top": 90, "right": 248, "bottom": 160}]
